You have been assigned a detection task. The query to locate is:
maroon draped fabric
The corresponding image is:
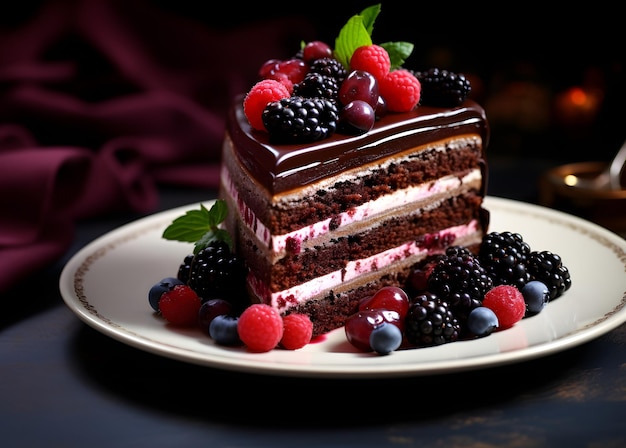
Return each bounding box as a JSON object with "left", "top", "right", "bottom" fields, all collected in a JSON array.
[{"left": 0, "top": 0, "right": 314, "bottom": 293}]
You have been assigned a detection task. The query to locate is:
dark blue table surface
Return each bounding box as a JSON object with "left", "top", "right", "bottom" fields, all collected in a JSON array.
[{"left": 2, "top": 157, "right": 625, "bottom": 448}]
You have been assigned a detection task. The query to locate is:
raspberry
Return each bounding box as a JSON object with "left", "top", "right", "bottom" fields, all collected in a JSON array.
[
  {"left": 482, "top": 285, "right": 526, "bottom": 329},
  {"left": 237, "top": 304, "right": 284, "bottom": 352},
  {"left": 350, "top": 44, "right": 391, "bottom": 83},
  {"left": 379, "top": 69, "right": 421, "bottom": 112},
  {"left": 158, "top": 284, "right": 202, "bottom": 326},
  {"left": 280, "top": 313, "right": 313, "bottom": 350},
  {"left": 243, "top": 79, "right": 290, "bottom": 131}
]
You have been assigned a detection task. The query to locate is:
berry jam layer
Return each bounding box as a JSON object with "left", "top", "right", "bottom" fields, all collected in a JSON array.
[{"left": 240, "top": 192, "right": 482, "bottom": 292}]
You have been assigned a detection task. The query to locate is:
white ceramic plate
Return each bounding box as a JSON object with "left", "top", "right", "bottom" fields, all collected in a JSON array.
[{"left": 59, "top": 197, "right": 626, "bottom": 378}]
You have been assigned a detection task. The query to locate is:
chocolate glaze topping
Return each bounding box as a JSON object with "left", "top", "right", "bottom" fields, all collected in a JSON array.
[{"left": 226, "top": 95, "right": 489, "bottom": 195}]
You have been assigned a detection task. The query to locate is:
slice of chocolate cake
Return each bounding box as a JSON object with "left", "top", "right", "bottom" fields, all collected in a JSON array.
[
  {"left": 217, "top": 4, "right": 490, "bottom": 337},
  {"left": 219, "top": 97, "right": 490, "bottom": 337}
]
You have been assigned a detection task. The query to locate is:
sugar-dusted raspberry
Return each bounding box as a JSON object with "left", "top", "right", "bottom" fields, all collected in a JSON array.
[
  {"left": 158, "top": 284, "right": 201, "bottom": 327},
  {"left": 350, "top": 44, "right": 391, "bottom": 83},
  {"left": 482, "top": 285, "right": 526, "bottom": 329},
  {"left": 379, "top": 69, "right": 421, "bottom": 112},
  {"left": 243, "top": 79, "right": 290, "bottom": 131},
  {"left": 280, "top": 314, "right": 313, "bottom": 350},
  {"left": 238, "top": 304, "right": 284, "bottom": 352}
]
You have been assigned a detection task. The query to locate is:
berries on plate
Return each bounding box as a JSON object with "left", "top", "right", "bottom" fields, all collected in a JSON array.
[
  {"left": 238, "top": 304, "right": 284, "bottom": 353},
  {"left": 479, "top": 231, "right": 531, "bottom": 289},
  {"left": 186, "top": 241, "right": 245, "bottom": 303},
  {"left": 522, "top": 280, "right": 550, "bottom": 316},
  {"left": 404, "top": 292, "right": 461, "bottom": 347},
  {"left": 148, "top": 276, "right": 184, "bottom": 312},
  {"left": 155, "top": 202, "right": 573, "bottom": 354},
  {"left": 427, "top": 246, "right": 493, "bottom": 322},
  {"left": 197, "top": 298, "right": 233, "bottom": 332},
  {"left": 358, "top": 285, "right": 410, "bottom": 318},
  {"left": 466, "top": 306, "right": 499, "bottom": 337},
  {"left": 280, "top": 314, "right": 313, "bottom": 350},
  {"left": 345, "top": 309, "right": 403, "bottom": 352},
  {"left": 209, "top": 315, "right": 242, "bottom": 346},
  {"left": 526, "top": 250, "right": 572, "bottom": 300},
  {"left": 482, "top": 285, "right": 526, "bottom": 329},
  {"left": 369, "top": 322, "right": 403, "bottom": 355},
  {"left": 158, "top": 284, "right": 202, "bottom": 327},
  {"left": 164, "top": 200, "right": 250, "bottom": 315}
]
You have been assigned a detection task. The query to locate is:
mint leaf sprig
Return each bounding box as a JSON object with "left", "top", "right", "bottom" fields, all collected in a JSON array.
[
  {"left": 162, "top": 200, "right": 232, "bottom": 255},
  {"left": 333, "top": 4, "right": 414, "bottom": 71}
]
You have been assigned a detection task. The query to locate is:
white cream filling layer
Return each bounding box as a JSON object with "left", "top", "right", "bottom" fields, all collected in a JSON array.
[
  {"left": 221, "top": 166, "right": 482, "bottom": 256},
  {"left": 247, "top": 221, "right": 480, "bottom": 313}
]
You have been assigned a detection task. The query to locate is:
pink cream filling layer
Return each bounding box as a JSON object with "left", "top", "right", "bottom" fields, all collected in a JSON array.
[
  {"left": 221, "top": 166, "right": 482, "bottom": 256},
  {"left": 248, "top": 221, "right": 480, "bottom": 313}
]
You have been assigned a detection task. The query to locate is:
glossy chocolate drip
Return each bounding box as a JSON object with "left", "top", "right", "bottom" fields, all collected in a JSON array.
[{"left": 226, "top": 95, "right": 489, "bottom": 196}]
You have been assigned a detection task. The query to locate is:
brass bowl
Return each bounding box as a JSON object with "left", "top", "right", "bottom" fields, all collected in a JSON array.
[{"left": 539, "top": 161, "right": 626, "bottom": 236}]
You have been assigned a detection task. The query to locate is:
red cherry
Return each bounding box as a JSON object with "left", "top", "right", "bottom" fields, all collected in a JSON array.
[
  {"left": 197, "top": 298, "right": 233, "bottom": 332},
  {"left": 345, "top": 309, "right": 403, "bottom": 352},
  {"left": 302, "top": 40, "right": 332, "bottom": 63},
  {"left": 358, "top": 286, "right": 410, "bottom": 319},
  {"left": 338, "top": 70, "right": 379, "bottom": 108},
  {"left": 258, "top": 59, "right": 281, "bottom": 78}
]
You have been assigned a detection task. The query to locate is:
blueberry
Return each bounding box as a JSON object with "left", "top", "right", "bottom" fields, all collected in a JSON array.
[
  {"left": 209, "top": 315, "right": 242, "bottom": 346},
  {"left": 369, "top": 322, "right": 402, "bottom": 355},
  {"left": 467, "top": 306, "right": 499, "bottom": 337},
  {"left": 148, "top": 277, "right": 184, "bottom": 311},
  {"left": 522, "top": 280, "right": 550, "bottom": 315}
]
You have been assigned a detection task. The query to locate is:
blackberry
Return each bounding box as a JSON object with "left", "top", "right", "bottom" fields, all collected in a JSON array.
[
  {"left": 177, "top": 254, "right": 194, "bottom": 283},
  {"left": 405, "top": 292, "right": 461, "bottom": 346},
  {"left": 262, "top": 96, "right": 338, "bottom": 143},
  {"left": 309, "top": 57, "right": 347, "bottom": 84},
  {"left": 427, "top": 246, "right": 493, "bottom": 321},
  {"left": 526, "top": 251, "right": 572, "bottom": 301},
  {"left": 293, "top": 73, "right": 339, "bottom": 101},
  {"left": 478, "top": 231, "right": 531, "bottom": 289},
  {"left": 412, "top": 68, "right": 471, "bottom": 107},
  {"left": 187, "top": 241, "right": 248, "bottom": 309}
]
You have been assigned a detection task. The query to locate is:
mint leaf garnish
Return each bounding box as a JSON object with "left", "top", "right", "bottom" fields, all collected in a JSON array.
[
  {"left": 333, "top": 4, "right": 413, "bottom": 72},
  {"left": 359, "top": 4, "right": 381, "bottom": 35},
  {"left": 334, "top": 14, "right": 373, "bottom": 69},
  {"left": 380, "top": 41, "right": 414, "bottom": 70},
  {"left": 162, "top": 200, "right": 232, "bottom": 254}
]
